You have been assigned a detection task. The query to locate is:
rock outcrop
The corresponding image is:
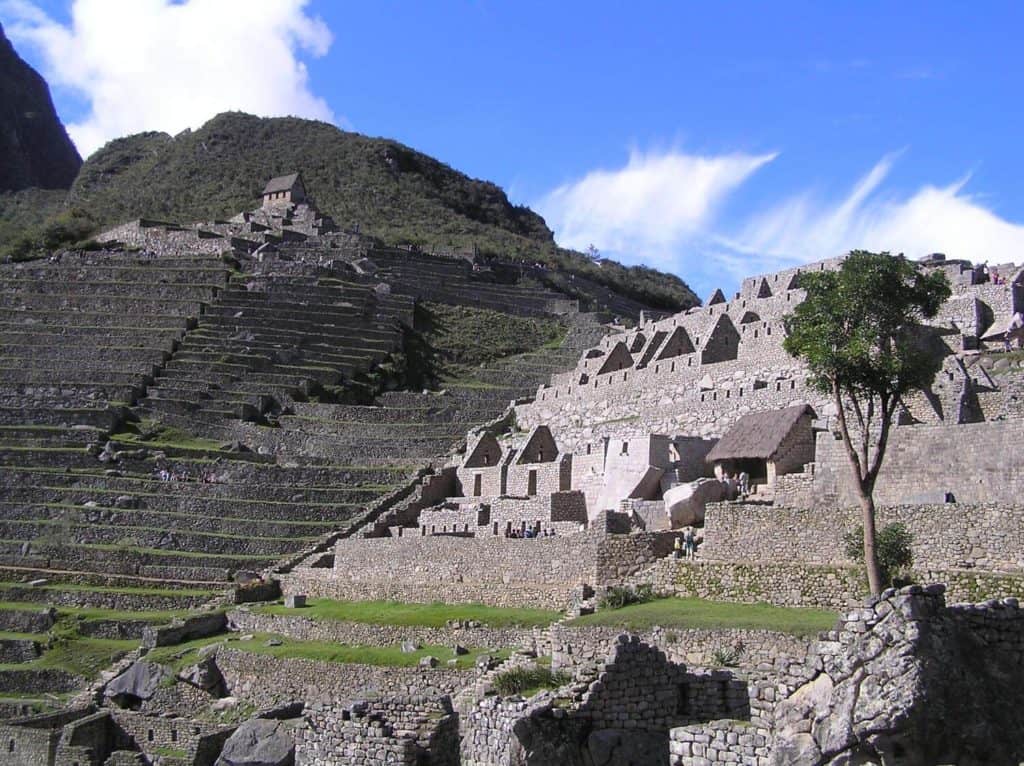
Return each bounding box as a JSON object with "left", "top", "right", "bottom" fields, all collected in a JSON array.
[
  {"left": 215, "top": 717, "right": 296, "bottom": 766},
  {"left": 0, "top": 21, "right": 81, "bottom": 191},
  {"left": 771, "top": 585, "right": 1024, "bottom": 766}
]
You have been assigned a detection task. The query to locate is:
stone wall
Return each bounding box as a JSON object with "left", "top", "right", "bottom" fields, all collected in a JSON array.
[
  {"left": 810, "top": 419, "right": 1024, "bottom": 506},
  {"left": 293, "top": 526, "right": 673, "bottom": 609},
  {"left": 110, "top": 709, "right": 232, "bottom": 766},
  {"left": 549, "top": 625, "right": 811, "bottom": 676},
  {"left": 640, "top": 557, "right": 1024, "bottom": 610},
  {"left": 700, "top": 502, "right": 1024, "bottom": 572},
  {"left": 298, "top": 697, "right": 458, "bottom": 766},
  {"left": 459, "top": 636, "right": 751, "bottom": 766},
  {"left": 226, "top": 610, "right": 543, "bottom": 654},
  {"left": 215, "top": 648, "right": 473, "bottom": 709}
]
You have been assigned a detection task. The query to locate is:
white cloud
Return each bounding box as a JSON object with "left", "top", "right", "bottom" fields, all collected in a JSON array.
[
  {"left": 536, "top": 146, "right": 1024, "bottom": 299},
  {"left": 535, "top": 148, "right": 776, "bottom": 266},
  {"left": 3, "top": 0, "right": 335, "bottom": 157},
  {"left": 735, "top": 156, "right": 1024, "bottom": 267}
]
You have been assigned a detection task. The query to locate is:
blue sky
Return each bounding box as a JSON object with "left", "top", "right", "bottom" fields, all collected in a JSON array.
[{"left": 4, "top": 0, "right": 1024, "bottom": 296}]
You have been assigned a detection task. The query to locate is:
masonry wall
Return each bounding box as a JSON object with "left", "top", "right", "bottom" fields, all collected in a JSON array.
[
  {"left": 701, "top": 502, "right": 1024, "bottom": 572},
  {"left": 505, "top": 456, "right": 570, "bottom": 497},
  {"left": 640, "top": 557, "right": 1024, "bottom": 609},
  {"left": 285, "top": 526, "right": 671, "bottom": 609},
  {"left": 216, "top": 649, "right": 472, "bottom": 709},
  {"left": 811, "top": 419, "right": 1024, "bottom": 506}
]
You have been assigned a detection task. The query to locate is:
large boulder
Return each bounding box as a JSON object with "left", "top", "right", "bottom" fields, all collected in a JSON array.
[
  {"left": 215, "top": 718, "right": 295, "bottom": 766},
  {"left": 771, "top": 586, "right": 1024, "bottom": 765},
  {"left": 178, "top": 655, "right": 225, "bottom": 695},
  {"left": 663, "top": 478, "right": 725, "bottom": 527},
  {"left": 104, "top": 661, "right": 169, "bottom": 708}
]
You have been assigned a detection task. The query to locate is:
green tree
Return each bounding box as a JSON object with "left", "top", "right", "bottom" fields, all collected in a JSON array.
[
  {"left": 843, "top": 522, "right": 914, "bottom": 588},
  {"left": 783, "top": 251, "right": 950, "bottom": 595}
]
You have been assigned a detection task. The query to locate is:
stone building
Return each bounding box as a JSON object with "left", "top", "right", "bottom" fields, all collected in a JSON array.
[
  {"left": 261, "top": 172, "right": 307, "bottom": 207},
  {"left": 705, "top": 404, "right": 817, "bottom": 493}
]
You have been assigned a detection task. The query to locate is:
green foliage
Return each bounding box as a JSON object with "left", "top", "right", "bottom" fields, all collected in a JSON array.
[
  {"left": 783, "top": 251, "right": 951, "bottom": 403},
  {"left": 0, "top": 189, "right": 96, "bottom": 261},
  {"left": 710, "top": 641, "right": 745, "bottom": 667},
  {"left": 492, "top": 666, "right": 570, "bottom": 697},
  {"left": 20, "top": 112, "right": 696, "bottom": 310},
  {"left": 597, "top": 584, "right": 656, "bottom": 610},
  {"left": 570, "top": 597, "right": 837, "bottom": 636},
  {"left": 402, "top": 302, "right": 566, "bottom": 388},
  {"left": 843, "top": 523, "right": 914, "bottom": 587}
]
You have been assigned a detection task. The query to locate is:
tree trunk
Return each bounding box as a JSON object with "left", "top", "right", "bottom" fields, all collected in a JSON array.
[
  {"left": 856, "top": 484, "right": 884, "bottom": 596},
  {"left": 831, "top": 381, "right": 885, "bottom": 596}
]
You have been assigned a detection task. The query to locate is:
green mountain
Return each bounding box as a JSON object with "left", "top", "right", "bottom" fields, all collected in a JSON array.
[{"left": 5, "top": 110, "right": 698, "bottom": 311}]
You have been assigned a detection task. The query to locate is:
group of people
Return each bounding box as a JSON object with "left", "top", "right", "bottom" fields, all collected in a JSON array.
[
  {"left": 153, "top": 467, "right": 220, "bottom": 484},
  {"left": 504, "top": 527, "right": 557, "bottom": 539},
  {"left": 673, "top": 528, "right": 698, "bottom": 559}
]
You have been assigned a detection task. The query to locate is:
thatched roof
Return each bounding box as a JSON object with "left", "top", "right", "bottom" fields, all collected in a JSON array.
[
  {"left": 262, "top": 172, "right": 302, "bottom": 195},
  {"left": 706, "top": 404, "right": 816, "bottom": 462}
]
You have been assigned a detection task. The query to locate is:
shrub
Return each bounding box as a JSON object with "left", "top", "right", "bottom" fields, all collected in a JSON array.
[
  {"left": 710, "top": 641, "right": 745, "bottom": 667},
  {"left": 843, "top": 522, "right": 914, "bottom": 588},
  {"left": 598, "top": 584, "right": 656, "bottom": 610},
  {"left": 492, "top": 666, "right": 570, "bottom": 697}
]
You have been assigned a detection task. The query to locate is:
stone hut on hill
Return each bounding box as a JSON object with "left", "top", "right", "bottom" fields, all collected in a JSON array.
[
  {"left": 261, "top": 172, "right": 306, "bottom": 207},
  {"left": 706, "top": 404, "right": 816, "bottom": 491}
]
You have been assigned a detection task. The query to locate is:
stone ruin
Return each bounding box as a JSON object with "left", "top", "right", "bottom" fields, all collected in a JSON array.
[{"left": 3, "top": 175, "right": 1024, "bottom": 764}]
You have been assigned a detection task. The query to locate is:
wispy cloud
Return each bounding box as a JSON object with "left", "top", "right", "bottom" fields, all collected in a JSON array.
[
  {"left": 734, "top": 156, "right": 1024, "bottom": 267},
  {"left": 536, "top": 148, "right": 776, "bottom": 265},
  {"left": 537, "top": 148, "right": 1024, "bottom": 299},
  {"left": 2, "top": 0, "right": 337, "bottom": 157}
]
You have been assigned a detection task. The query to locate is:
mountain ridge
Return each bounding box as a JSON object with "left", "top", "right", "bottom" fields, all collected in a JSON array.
[{"left": 0, "top": 21, "right": 81, "bottom": 192}]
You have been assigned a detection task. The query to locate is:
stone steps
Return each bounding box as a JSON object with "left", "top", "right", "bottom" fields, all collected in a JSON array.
[
  {"left": 0, "top": 564, "right": 227, "bottom": 591},
  {"left": 0, "top": 280, "right": 221, "bottom": 301},
  {"left": 0, "top": 518, "right": 316, "bottom": 557},
  {"left": 0, "top": 309, "right": 195, "bottom": 329},
  {"left": 0, "top": 502, "right": 342, "bottom": 541},
  {"left": 0, "top": 469, "right": 390, "bottom": 504},
  {"left": 0, "top": 540, "right": 273, "bottom": 577},
  {"left": 0, "top": 383, "right": 142, "bottom": 408},
  {"left": 0, "top": 407, "right": 126, "bottom": 429},
  {"left": 2, "top": 487, "right": 364, "bottom": 522},
  {"left": 0, "top": 582, "right": 215, "bottom": 611},
  {"left": 0, "top": 426, "right": 106, "bottom": 448}
]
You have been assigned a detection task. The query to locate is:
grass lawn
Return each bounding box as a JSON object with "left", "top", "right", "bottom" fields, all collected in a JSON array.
[
  {"left": 148, "top": 632, "right": 508, "bottom": 672},
  {"left": 0, "top": 637, "right": 138, "bottom": 678},
  {"left": 256, "top": 598, "right": 561, "bottom": 629},
  {"left": 568, "top": 597, "right": 838, "bottom": 636}
]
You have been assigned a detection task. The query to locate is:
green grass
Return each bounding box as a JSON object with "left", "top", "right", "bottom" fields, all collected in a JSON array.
[
  {"left": 148, "top": 632, "right": 508, "bottom": 672},
  {"left": 492, "top": 665, "right": 570, "bottom": 697},
  {"left": 0, "top": 637, "right": 138, "bottom": 678},
  {"left": 568, "top": 597, "right": 838, "bottom": 636},
  {"left": 256, "top": 598, "right": 561, "bottom": 628}
]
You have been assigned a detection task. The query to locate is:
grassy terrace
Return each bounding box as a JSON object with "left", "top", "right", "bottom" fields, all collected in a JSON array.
[
  {"left": 0, "top": 581, "right": 219, "bottom": 598},
  {"left": 148, "top": 632, "right": 509, "bottom": 672},
  {"left": 0, "top": 540, "right": 273, "bottom": 562},
  {"left": 20, "top": 502, "right": 344, "bottom": 530},
  {"left": 255, "top": 599, "right": 562, "bottom": 628},
  {"left": 0, "top": 637, "right": 139, "bottom": 678},
  {"left": 569, "top": 597, "right": 838, "bottom": 636}
]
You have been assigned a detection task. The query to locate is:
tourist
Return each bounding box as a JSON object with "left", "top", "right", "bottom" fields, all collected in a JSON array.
[
  {"left": 684, "top": 528, "right": 696, "bottom": 559},
  {"left": 738, "top": 471, "right": 750, "bottom": 497},
  {"left": 673, "top": 536, "right": 683, "bottom": 559}
]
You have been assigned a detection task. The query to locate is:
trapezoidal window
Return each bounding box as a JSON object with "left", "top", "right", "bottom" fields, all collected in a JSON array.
[
  {"left": 527, "top": 470, "right": 538, "bottom": 496},
  {"left": 473, "top": 474, "right": 482, "bottom": 496}
]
